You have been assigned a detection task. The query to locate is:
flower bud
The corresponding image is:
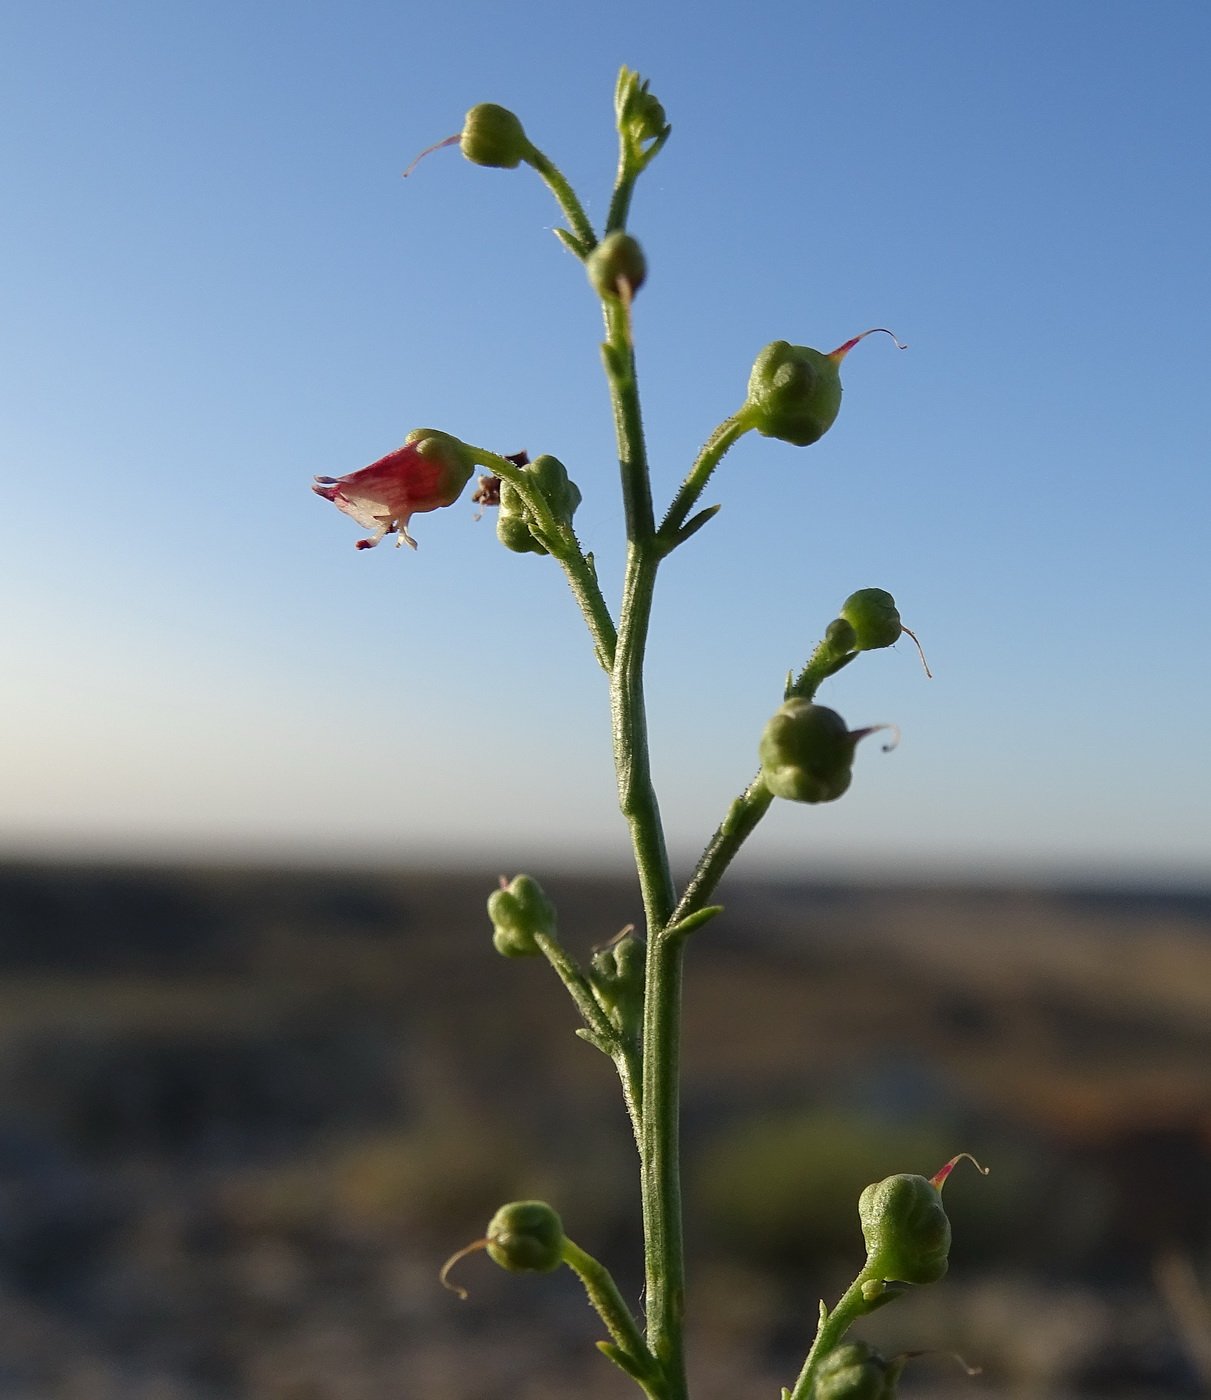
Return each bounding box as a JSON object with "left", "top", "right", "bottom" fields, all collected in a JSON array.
[
  {"left": 487, "top": 874, "right": 557, "bottom": 959},
  {"left": 758, "top": 701, "right": 859, "bottom": 804},
  {"left": 312, "top": 428, "right": 475, "bottom": 550},
  {"left": 486, "top": 1200, "right": 566, "bottom": 1272},
  {"left": 743, "top": 329, "right": 904, "bottom": 448},
  {"left": 615, "top": 68, "right": 668, "bottom": 149},
  {"left": 823, "top": 618, "right": 858, "bottom": 657},
  {"left": 497, "top": 454, "right": 582, "bottom": 555},
  {"left": 460, "top": 103, "right": 532, "bottom": 169},
  {"left": 589, "top": 930, "right": 645, "bottom": 1033},
  {"left": 859, "top": 1173, "right": 951, "bottom": 1285},
  {"left": 840, "top": 589, "right": 902, "bottom": 651},
  {"left": 813, "top": 1343, "right": 896, "bottom": 1400},
  {"left": 586, "top": 232, "right": 647, "bottom": 301}
]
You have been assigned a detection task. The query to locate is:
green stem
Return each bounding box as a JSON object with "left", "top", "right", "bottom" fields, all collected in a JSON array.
[
  {"left": 670, "top": 776, "right": 775, "bottom": 926},
  {"left": 600, "top": 295, "right": 687, "bottom": 1400},
  {"left": 469, "top": 448, "right": 617, "bottom": 672},
  {"left": 788, "top": 1267, "right": 878, "bottom": 1400},
  {"left": 532, "top": 931, "right": 617, "bottom": 1047},
  {"left": 658, "top": 413, "right": 753, "bottom": 545},
  {"left": 525, "top": 148, "right": 598, "bottom": 253},
  {"left": 562, "top": 1239, "right": 661, "bottom": 1393}
]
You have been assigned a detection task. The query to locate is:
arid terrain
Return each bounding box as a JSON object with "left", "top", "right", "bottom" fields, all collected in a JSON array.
[{"left": 0, "top": 864, "right": 1208, "bottom": 1400}]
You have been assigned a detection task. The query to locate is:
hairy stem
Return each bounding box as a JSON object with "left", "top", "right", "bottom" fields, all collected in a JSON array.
[
  {"left": 526, "top": 148, "right": 598, "bottom": 253},
  {"left": 658, "top": 413, "right": 752, "bottom": 544},
  {"left": 788, "top": 1267, "right": 878, "bottom": 1400},
  {"left": 600, "top": 295, "right": 687, "bottom": 1400},
  {"left": 671, "top": 777, "right": 774, "bottom": 926}
]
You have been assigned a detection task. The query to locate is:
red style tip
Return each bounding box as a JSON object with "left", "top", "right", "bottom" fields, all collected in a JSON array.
[
  {"left": 929, "top": 1153, "right": 989, "bottom": 1192},
  {"left": 828, "top": 328, "right": 908, "bottom": 360},
  {"left": 403, "top": 132, "right": 462, "bottom": 179}
]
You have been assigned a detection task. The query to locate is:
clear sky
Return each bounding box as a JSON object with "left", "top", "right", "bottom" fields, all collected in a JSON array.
[{"left": 0, "top": 1, "right": 1207, "bottom": 880}]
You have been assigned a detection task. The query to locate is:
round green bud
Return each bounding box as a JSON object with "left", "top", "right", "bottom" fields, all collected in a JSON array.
[
  {"left": 744, "top": 341, "right": 844, "bottom": 447},
  {"left": 824, "top": 618, "right": 858, "bottom": 656},
  {"left": 496, "top": 455, "right": 581, "bottom": 555},
  {"left": 589, "top": 931, "right": 645, "bottom": 1033},
  {"left": 460, "top": 104, "right": 532, "bottom": 169},
  {"left": 486, "top": 1200, "right": 566, "bottom": 1272},
  {"left": 813, "top": 1343, "right": 894, "bottom": 1400},
  {"left": 496, "top": 509, "right": 547, "bottom": 555},
  {"left": 840, "top": 589, "right": 902, "bottom": 651},
  {"left": 487, "top": 874, "right": 557, "bottom": 958},
  {"left": 586, "top": 232, "right": 647, "bottom": 300},
  {"left": 759, "top": 701, "right": 856, "bottom": 804},
  {"left": 859, "top": 1173, "right": 951, "bottom": 1285}
]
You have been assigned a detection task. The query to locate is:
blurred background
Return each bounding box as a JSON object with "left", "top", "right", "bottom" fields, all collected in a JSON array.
[{"left": 0, "top": 1, "right": 1209, "bottom": 1396}]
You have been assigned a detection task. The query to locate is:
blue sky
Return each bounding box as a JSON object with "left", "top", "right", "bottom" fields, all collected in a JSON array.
[{"left": 0, "top": 1, "right": 1207, "bottom": 879}]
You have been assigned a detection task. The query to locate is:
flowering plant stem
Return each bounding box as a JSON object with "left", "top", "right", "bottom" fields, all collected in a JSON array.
[{"left": 370, "top": 69, "right": 954, "bottom": 1400}]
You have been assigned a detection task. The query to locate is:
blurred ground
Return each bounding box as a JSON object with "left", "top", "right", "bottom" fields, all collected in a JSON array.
[{"left": 0, "top": 865, "right": 1208, "bottom": 1399}]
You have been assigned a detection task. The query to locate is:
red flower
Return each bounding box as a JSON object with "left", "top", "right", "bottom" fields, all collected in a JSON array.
[{"left": 313, "top": 430, "right": 475, "bottom": 549}]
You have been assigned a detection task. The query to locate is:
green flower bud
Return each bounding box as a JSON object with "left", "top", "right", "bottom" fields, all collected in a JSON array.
[
  {"left": 586, "top": 232, "right": 647, "bottom": 301},
  {"left": 486, "top": 1200, "right": 566, "bottom": 1272},
  {"left": 487, "top": 874, "right": 557, "bottom": 958},
  {"left": 615, "top": 67, "right": 668, "bottom": 149},
  {"left": 743, "top": 330, "right": 904, "bottom": 448},
  {"left": 859, "top": 1173, "right": 951, "bottom": 1285},
  {"left": 589, "top": 930, "right": 645, "bottom": 1034},
  {"left": 759, "top": 701, "right": 859, "bottom": 804},
  {"left": 840, "top": 589, "right": 902, "bottom": 651},
  {"left": 823, "top": 618, "right": 858, "bottom": 657},
  {"left": 497, "top": 454, "right": 582, "bottom": 555},
  {"left": 813, "top": 1343, "right": 897, "bottom": 1400},
  {"left": 460, "top": 103, "right": 532, "bottom": 169}
]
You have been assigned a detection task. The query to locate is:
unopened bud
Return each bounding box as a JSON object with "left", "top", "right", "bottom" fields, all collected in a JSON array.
[
  {"left": 497, "top": 454, "right": 582, "bottom": 555},
  {"left": 859, "top": 1173, "right": 951, "bottom": 1286},
  {"left": 759, "top": 701, "right": 860, "bottom": 804},
  {"left": 813, "top": 1343, "right": 897, "bottom": 1400},
  {"left": 589, "top": 929, "right": 645, "bottom": 1034},
  {"left": 840, "top": 589, "right": 902, "bottom": 651},
  {"left": 743, "top": 330, "right": 903, "bottom": 448},
  {"left": 586, "top": 232, "right": 647, "bottom": 301},
  {"left": 460, "top": 103, "right": 533, "bottom": 169},
  {"left": 487, "top": 874, "right": 557, "bottom": 958},
  {"left": 615, "top": 67, "right": 668, "bottom": 149},
  {"left": 486, "top": 1200, "right": 566, "bottom": 1272}
]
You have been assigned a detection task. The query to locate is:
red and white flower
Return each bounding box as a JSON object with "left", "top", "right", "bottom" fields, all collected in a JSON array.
[{"left": 313, "top": 430, "right": 475, "bottom": 549}]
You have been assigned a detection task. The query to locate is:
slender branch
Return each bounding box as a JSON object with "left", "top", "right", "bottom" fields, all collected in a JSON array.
[
  {"left": 658, "top": 413, "right": 753, "bottom": 545},
  {"left": 788, "top": 1267, "right": 879, "bottom": 1400},
  {"left": 671, "top": 776, "right": 775, "bottom": 926},
  {"left": 532, "top": 931, "right": 618, "bottom": 1047},
  {"left": 525, "top": 148, "right": 598, "bottom": 254},
  {"left": 562, "top": 1239, "right": 662, "bottom": 1394},
  {"left": 468, "top": 448, "right": 617, "bottom": 672}
]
